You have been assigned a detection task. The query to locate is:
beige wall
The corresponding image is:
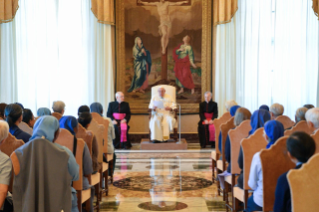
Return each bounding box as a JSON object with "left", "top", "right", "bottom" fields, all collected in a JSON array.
[{"left": 129, "top": 114, "right": 200, "bottom": 134}]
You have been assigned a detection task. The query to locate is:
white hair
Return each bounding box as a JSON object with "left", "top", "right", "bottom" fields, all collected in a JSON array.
[
  {"left": 295, "top": 107, "right": 308, "bottom": 123},
  {"left": 0, "top": 120, "right": 9, "bottom": 142},
  {"left": 225, "top": 100, "right": 238, "bottom": 112},
  {"left": 115, "top": 91, "right": 124, "bottom": 98},
  {"left": 52, "top": 101, "right": 65, "bottom": 113},
  {"left": 305, "top": 108, "right": 319, "bottom": 129},
  {"left": 204, "top": 91, "right": 212, "bottom": 96},
  {"left": 270, "top": 103, "right": 284, "bottom": 117}
]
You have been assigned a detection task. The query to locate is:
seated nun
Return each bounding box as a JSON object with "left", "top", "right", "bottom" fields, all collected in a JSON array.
[
  {"left": 273, "top": 132, "right": 316, "bottom": 212},
  {"left": 247, "top": 120, "right": 284, "bottom": 212},
  {"left": 22, "top": 109, "right": 35, "bottom": 128},
  {"left": 0, "top": 103, "right": 7, "bottom": 120},
  {"left": 295, "top": 107, "right": 308, "bottom": 123},
  {"left": 52, "top": 100, "right": 65, "bottom": 115},
  {"left": 59, "top": 116, "right": 94, "bottom": 212},
  {"left": 0, "top": 121, "right": 13, "bottom": 211},
  {"left": 237, "top": 109, "right": 271, "bottom": 189},
  {"left": 77, "top": 110, "right": 101, "bottom": 173},
  {"left": 259, "top": 105, "right": 269, "bottom": 111},
  {"left": 149, "top": 87, "right": 177, "bottom": 143},
  {"left": 270, "top": 103, "right": 284, "bottom": 120},
  {"left": 224, "top": 107, "right": 251, "bottom": 173},
  {"left": 12, "top": 116, "right": 79, "bottom": 212},
  {"left": 197, "top": 91, "right": 218, "bottom": 148},
  {"left": 37, "top": 107, "right": 51, "bottom": 116},
  {"left": 4, "top": 104, "right": 31, "bottom": 143}
]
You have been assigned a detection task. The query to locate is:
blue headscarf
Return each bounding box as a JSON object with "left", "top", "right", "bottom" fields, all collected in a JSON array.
[
  {"left": 249, "top": 109, "right": 271, "bottom": 135},
  {"left": 59, "top": 116, "right": 78, "bottom": 135},
  {"left": 230, "top": 105, "right": 241, "bottom": 117},
  {"left": 15, "top": 102, "right": 24, "bottom": 110},
  {"left": 264, "top": 120, "right": 284, "bottom": 149},
  {"left": 90, "top": 102, "right": 103, "bottom": 116},
  {"left": 37, "top": 107, "right": 51, "bottom": 116},
  {"left": 30, "top": 116, "right": 59, "bottom": 142},
  {"left": 259, "top": 105, "right": 269, "bottom": 111}
]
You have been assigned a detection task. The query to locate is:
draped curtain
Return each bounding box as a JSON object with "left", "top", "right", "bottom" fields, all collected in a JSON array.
[
  {"left": 91, "top": 0, "right": 115, "bottom": 25},
  {"left": 0, "top": 0, "right": 114, "bottom": 116},
  {"left": 314, "top": 0, "right": 319, "bottom": 18},
  {"left": 213, "top": 0, "right": 238, "bottom": 26},
  {"left": 0, "top": 0, "right": 19, "bottom": 23},
  {"left": 215, "top": 0, "right": 319, "bottom": 119}
]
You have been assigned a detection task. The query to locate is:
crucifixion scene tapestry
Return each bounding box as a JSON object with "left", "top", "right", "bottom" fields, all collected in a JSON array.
[{"left": 116, "top": 0, "right": 212, "bottom": 113}]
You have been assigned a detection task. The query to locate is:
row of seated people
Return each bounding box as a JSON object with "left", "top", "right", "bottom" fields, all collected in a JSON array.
[
  {"left": 0, "top": 98, "right": 129, "bottom": 212},
  {"left": 208, "top": 100, "right": 318, "bottom": 212}
]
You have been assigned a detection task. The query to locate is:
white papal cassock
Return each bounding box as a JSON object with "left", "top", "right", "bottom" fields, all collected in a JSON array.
[{"left": 149, "top": 93, "right": 177, "bottom": 142}]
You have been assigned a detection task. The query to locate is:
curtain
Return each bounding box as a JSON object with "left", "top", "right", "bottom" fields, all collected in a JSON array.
[
  {"left": 213, "top": 0, "right": 238, "bottom": 26},
  {"left": 0, "top": 0, "right": 114, "bottom": 116},
  {"left": 272, "top": 0, "right": 318, "bottom": 119},
  {"left": 314, "top": 0, "right": 319, "bottom": 18},
  {"left": 215, "top": 0, "right": 319, "bottom": 119},
  {"left": 0, "top": 0, "right": 19, "bottom": 23},
  {"left": 0, "top": 21, "right": 17, "bottom": 102},
  {"left": 91, "top": 0, "right": 115, "bottom": 25}
]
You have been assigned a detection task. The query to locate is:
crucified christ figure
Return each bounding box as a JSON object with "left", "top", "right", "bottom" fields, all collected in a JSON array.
[{"left": 138, "top": 0, "right": 188, "bottom": 54}]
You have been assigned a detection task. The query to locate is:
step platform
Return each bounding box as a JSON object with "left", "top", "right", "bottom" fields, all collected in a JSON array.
[{"left": 140, "top": 138, "right": 188, "bottom": 150}]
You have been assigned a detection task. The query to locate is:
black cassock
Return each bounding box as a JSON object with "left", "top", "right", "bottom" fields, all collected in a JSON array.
[
  {"left": 198, "top": 100, "right": 218, "bottom": 148},
  {"left": 107, "top": 101, "right": 132, "bottom": 149}
]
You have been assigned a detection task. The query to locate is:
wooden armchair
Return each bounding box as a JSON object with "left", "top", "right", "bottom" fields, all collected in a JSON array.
[
  {"left": 276, "top": 115, "right": 295, "bottom": 129},
  {"left": 233, "top": 128, "right": 267, "bottom": 211},
  {"left": 0, "top": 133, "right": 24, "bottom": 193},
  {"left": 88, "top": 119, "right": 106, "bottom": 201},
  {"left": 284, "top": 120, "right": 312, "bottom": 136},
  {"left": 211, "top": 112, "right": 232, "bottom": 182},
  {"left": 311, "top": 130, "right": 319, "bottom": 154},
  {"left": 149, "top": 85, "right": 178, "bottom": 141},
  {"left": 288, "top": 154, "right": 319, "bottom": 212},
  {"left": 91, "top": 113, "right": 109, "bottom": 196},
  {"left": 55, "top": 129, "right": 90, "bottom": 212},
  {"left": 226, "top": 120, "right": 251, "bottom": 211},
  {"left": 18, "top": 122, "right": 33, "bottom": 135},
  {"left": 76, "top": 124, "right": 100, "bottom": 212},
  {"left": 51, "top": 112, "right": 63, "bottom": 121},
  {"left": 260, "top": 136, "right": 295, "bottom": 212},
  {"left": 217, "top": 117, "right": 235, "bottom": 198}
]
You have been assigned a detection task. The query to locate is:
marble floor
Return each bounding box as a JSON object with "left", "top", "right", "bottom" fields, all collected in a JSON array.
[{"left": 99, "top": 144, "right": 225, "bottom": 212}]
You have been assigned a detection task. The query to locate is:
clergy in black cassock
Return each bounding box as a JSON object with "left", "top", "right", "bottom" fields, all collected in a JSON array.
[
  {"left": 198, "top": 92, "right": 218, "bottom": 148},
  {"left": 107, "top": 92, "right": 132, "bottom": 149}
]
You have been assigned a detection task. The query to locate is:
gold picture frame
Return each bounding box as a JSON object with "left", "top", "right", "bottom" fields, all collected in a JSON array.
[{"left": 115, "top": 0, "right": 212, "bottom": 114}]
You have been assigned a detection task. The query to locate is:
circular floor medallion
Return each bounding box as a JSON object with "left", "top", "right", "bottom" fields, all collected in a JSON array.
[
  {"left": 113, "top": 175, "right": 212, "bottom": 192},
  {"left": 138, "top": 201, "right": 188, "bottom": 211}
]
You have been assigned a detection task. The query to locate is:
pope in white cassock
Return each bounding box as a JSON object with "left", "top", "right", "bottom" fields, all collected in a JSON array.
[{"left": 149, "top": 87, "right": 177, "bottom": 143}]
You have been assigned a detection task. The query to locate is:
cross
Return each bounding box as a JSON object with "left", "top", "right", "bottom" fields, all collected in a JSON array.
[{"left": 137, "top": 0, "right": 191, "bottom": 82}]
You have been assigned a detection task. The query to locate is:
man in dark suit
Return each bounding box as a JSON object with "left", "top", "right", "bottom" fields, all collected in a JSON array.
[
  {"left": 198, "top": 91, "right": 218, "bottom": 148},
  {"left": 274, "top": 132, "right": 316, "bottom": 212},
  {"left": 107, "top": 92, "right": 132, "bottom": 149}
]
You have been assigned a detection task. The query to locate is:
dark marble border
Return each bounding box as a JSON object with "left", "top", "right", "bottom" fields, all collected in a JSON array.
[{"left": 129, "top": 133, "right": 199, "bottom": 143}]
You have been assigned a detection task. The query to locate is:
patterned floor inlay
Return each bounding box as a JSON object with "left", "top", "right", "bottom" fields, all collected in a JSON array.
[
  {"left": 99, "top": 201, "right": 120, "bottom": 211},
  {"left": 145, "top": 165, "right": 180, "bottom": 169},
  {"left": 205, "top": 200, "right": 226, "bottom": 211},
  {"left": 113, "top": 175, "right": 213, "bottom": 192},
  {"left": 138, "top": 201, "right": 188, "bottom": 211}
]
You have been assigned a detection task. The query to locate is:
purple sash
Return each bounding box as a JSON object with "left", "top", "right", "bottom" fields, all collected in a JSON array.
[{"left": 113, "top": 113, "right": 127, "bottom": 142}]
